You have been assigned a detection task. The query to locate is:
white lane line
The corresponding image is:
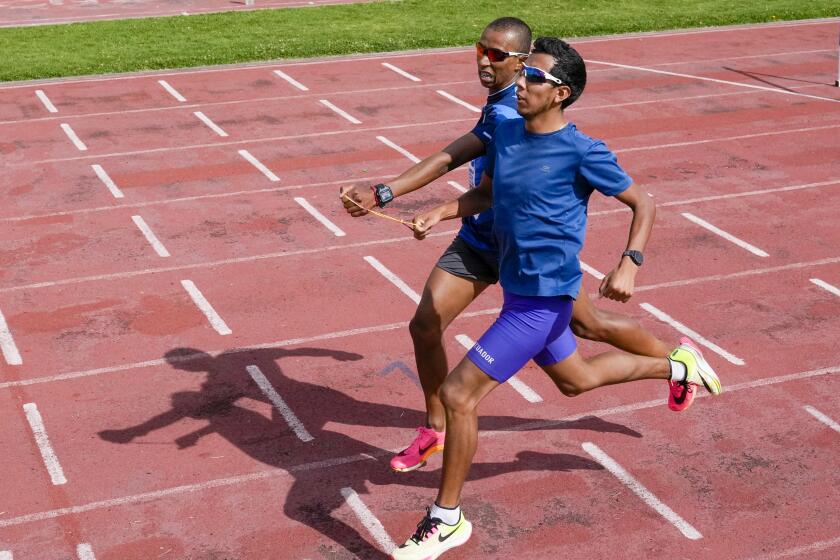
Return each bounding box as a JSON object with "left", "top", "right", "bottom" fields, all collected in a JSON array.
[
  {"left": 0, "top": 363, "right": 837, "bottom": 529},
  {"left": 376, "top": 135, "right": 421, "bottom": 163},
  {"left": 180, "top": 280, "right": 232, "bottom": 335},
  {"left": 582, "top": 442, "right": 702, "bottom": 540},
  {"left": 382, "top": 62, "right": 421, "bottom": 82},
  {"left": 804, "top": 405, "right": 840, "bottom": 434},
  {"left": 193, "top": 111, "right": 228, "bottom": 137},
  {"left": 35, "top": 89, "right": 58, "bottom": 113},
  {"left": 22, "top": 403, "right": 67, "bottom": 486},
  {"left": 580, "top": 261, "right": 605, "bottom": 280},
  {"left": 363, "top": 256, "right": 421, "bottom": 303},
  {"left": 382, "top": 62, "right": 422, "bottom": 82},
  {"left": 588, "top": 59, "right": 840, "bottom": 104},
  {"left": 131, "top": 215, "right": 171, "bottom": 258},
  {"left": 294, "top": 197, "right": 346, "bottom": 237},
  {"left": 640, "top": 302, "right": 745, "bottom": 365},
  {"left": 76, "top": 544, "right": 96, "bottom": 560},
  {"left": 456, "top": 334, "right": 543, "bottom": 403},
  {"left": 319, "top": 99, "right": 362, "bottom": 124},
  {"left": 436, "top": 90, "right": 481, "bottom": 113},
  {"left": 0, "top": 307, "right": 22, "bottom": 366},
  {"left": 681, "top": 212, "right": 769, "bottom": 257},
  {"left": 158, "top": 79, "right": 186, "bottom": 102},
  {"left": 273, "top": 69, "right": 309, "bottom": 91},
  {"left": 615, "top": 124, "right": 840, "bottom": 155},
  {"left": 340, "top": 487, "right": 397, "bottom": 553},
  {"left": 237, "top": 149, "right": 280, "bottom": 182},
  {"left": 744, "top": 535, "right": 840, "bottom": 560},
  {"left": 810, "top": 278, "right": 840, "bottom": 297},
  {"left": 246, "top": 365, "right": 313, "bottom": 442},
  {"left": 90, "top": 164, "right": 125, "bottom": 199},
  {"left": 447, "top": 180, "right": 467, "bottom": 193},
  {"left": 0, "top": 551, "right": 11, "bottom": 560},
  {"left": 60, "top": 123, "right": 87, "bottom": 151}
]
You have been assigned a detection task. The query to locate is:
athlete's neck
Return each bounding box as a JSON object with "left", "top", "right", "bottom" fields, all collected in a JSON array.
[
  {"left": 488, "top": 79, "right": 516, "bottom": 96},
  {"left": 524, "top": 108, "right": 568, "bottom": 134}
]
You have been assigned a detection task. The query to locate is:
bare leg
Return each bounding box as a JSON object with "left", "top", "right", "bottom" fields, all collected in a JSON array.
[
  {"left": 571, "top": 289, "right": 670, "bottom": 358},
  {"left": 410, "top": 267, "right": 488, "bottom": 431},
  {"left": 542, "top": 349, "right": 670, "bottom": 397},
  {"left": 435, "top": 358, "right": 499, "bottom": 507}
]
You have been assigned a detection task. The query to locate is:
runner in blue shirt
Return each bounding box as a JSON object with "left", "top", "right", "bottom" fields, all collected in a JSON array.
[
  {"left": 391, "top": 38, "right": 723, "bottom": 560},
  {"left": 341, "top": 18, "right": 687, "bottom": 480}
]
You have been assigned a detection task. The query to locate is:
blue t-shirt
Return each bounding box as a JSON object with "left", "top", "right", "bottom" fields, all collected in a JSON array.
[
  {"left": 458, "top": 82, "right": 521, "bottom": 253},
  {"left": 485, "top": 120, "right": 633, "bottom": 298}
]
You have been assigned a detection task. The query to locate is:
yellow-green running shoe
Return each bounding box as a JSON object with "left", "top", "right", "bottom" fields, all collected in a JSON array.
[
  {"left": 392, "top": 508, "right": 472, "bottom": 560},
  {"left": 669, "top": 340, "right": 722, "bottom": 396}
]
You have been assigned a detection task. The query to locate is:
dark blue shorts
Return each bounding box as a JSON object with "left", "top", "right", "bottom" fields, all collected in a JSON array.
[{"left": 466, "top": 291, "right": 577, "bottom": 383}]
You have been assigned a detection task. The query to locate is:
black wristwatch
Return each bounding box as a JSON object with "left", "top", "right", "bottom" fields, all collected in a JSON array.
[
  {"left": 622, "top": 250, "right": 644, "bottom": 266},
  {"left": 372, "top": 183, "right": 394, "bottom": 208}
]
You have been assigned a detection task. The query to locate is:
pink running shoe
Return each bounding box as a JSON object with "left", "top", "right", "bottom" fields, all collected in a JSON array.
[
  {"left": 668, "top": 337, "right": 697, "bottom": 412},
  {"left": 390, "top": 427, "right": 445, "bottom": 473}
]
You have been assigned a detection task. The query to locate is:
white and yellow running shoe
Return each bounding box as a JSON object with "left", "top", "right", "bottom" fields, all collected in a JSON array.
[
  {"left": 669, "top": 340, "right": 722, "bottom": 396},
  {"left": 392, "top": 508, "right": 472, "bottom": 560}
]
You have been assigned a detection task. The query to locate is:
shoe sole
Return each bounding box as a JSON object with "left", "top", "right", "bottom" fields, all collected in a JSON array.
[
  {"left": 667, "top": 381, "right": 694, "bottom": 412},
  {"left": 681, "top": 341, "right": 722, "bottom": 395},
  {"left": 391, "top": 445, "right": 444, "bottom": 473}
]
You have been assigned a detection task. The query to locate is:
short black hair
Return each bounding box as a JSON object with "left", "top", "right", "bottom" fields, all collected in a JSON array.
[
  {"left": 485, "top": 17, "right": 532, "bottom": 54},
  {"left": 532, "top": 37, "right": 586, "bottom": 108}
]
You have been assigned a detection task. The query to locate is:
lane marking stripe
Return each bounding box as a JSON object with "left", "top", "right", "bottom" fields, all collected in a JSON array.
[
  {"left": 681, "top": 212, "right": 769, "bottom": 257},
  {"left": 237, "top": 149, "right": 280, "bottom": 182},
  {"left": 193, "top": 111, "right": 228, "bottom": 137},
  {"left": 455, "top": 334, "right": 543, "bottom": 403},
  {"left": 588, "top": 59, "right": 840, "bottom": 104},
  {"left": 447, "top": 180, "right": 467, "bottom": 193},
  {"left": 580, "top": 261, "right": 605, "bottom": 280},
  {"left": 23, "top": 403, "right": 67, "bottom": 486},
  {"left": 0, "top": 364, "right": 836, "bottom": 527},
  {"left": 90, "top": 164, "right": 125, "bottom": 199},
  {"left": 376, "top": 135, "right": 421, "bottom": 163},
  {"left": 810, "top": 278, "right": 840, "bottom": 297},
  {"left": 436, "top": 90, "right": 481, "bottom": 113},
  {"left": 246, "top": 365, "right": 313, "bottom": 442},
  {"left": 35, "top": 89, "right": 58, "bottom": 113},
  {"left": 158, "top": 79, "right": 186, "bottom": 102},
  {"left": 180, "top": 279, "right": 232, "bottom": 335},
  {"left": 363, "top": 256, "right": 420, "bottom": 303},
  {"left": 804, "top": 405, "right": 840, "bottom": 434},
  {"left": 274, "top": 69, "right": 309, "bottom": 91},
  {"left": 341, "top": 487, "right": 398, "bottom": 553},
  {"left": 60, "top": 123, "right": 87, "bottom": 151},
  {"left": 293, "top": 197, "right": 346, "bottom": 237},
  {"left": 582, "top": 442, "right": 702, "bottom": 540},
  {"left": 319, "top": 99, "right": 362, "bottom": 124},
  {"left": 76, "top": 544, "right": 96, "bottom": 560},
  {"left": 640, "top": 302, "right": 745, "bottom": 365},
  {"left": 382, "top": 62, "right": 421, "bottom": 82},
  {"left": 0, "top": 307, "right": 22, "bottom": 366},
  {"left": 131, "top": 215, "right": 171, "bottom": 258}
]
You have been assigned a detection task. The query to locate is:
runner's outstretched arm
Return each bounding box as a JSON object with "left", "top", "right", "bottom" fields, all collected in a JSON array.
[
  {"left": 409, "top": 172, "right": 494, "bottom": 240},
  {"left": 340, "top": 132, "right": 485, "bottom": 216}
]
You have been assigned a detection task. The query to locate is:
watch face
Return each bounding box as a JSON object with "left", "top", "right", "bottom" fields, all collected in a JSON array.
[{"left": 377, "top": 185, "right": 394, "bottom": 203}]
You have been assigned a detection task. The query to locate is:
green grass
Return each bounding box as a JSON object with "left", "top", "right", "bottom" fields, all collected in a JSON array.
[{"left": 1, "top": 0, "right": 838, "bottom": 82}]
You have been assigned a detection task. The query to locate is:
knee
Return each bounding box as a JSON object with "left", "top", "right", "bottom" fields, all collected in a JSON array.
[
  {"left": 440, "top": 382, "right": 475, "bottom": 415},
  {"left": 409, "top": 313, "right": 443, "bottom": 346}
]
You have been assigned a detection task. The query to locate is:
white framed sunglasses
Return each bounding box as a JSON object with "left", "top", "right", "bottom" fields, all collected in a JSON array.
[{"left": 521, "top": 64, "right": 564, "bottom": 86}]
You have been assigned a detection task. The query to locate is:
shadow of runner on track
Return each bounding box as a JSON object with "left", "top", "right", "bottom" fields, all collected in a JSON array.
[{"left": 98, "top": 346, "right": 638, "bottom": 559}]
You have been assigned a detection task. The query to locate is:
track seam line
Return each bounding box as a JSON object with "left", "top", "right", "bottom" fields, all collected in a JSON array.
[{"left": 0, "top": 363, "right": 836, "bottom": 528}]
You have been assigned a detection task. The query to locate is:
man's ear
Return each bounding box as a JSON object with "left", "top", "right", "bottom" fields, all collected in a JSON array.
[{"left": 554, "top": 85, "right": 572, "bottom": 107}]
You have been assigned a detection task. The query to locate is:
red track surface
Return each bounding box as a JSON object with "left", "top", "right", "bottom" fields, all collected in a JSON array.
[
  {"left": 0, "top": 0, "right": 369, "bottom": 28},
  {"left": 1, "top": 19, "right": 840, "bottom": 560}
]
